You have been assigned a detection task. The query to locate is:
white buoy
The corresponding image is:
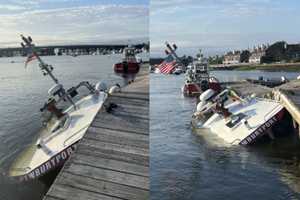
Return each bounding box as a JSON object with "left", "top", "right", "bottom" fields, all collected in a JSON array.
[
  {"left": 199, "top": 89, "right": 215, "bottom": 102},
  {"left": 196, "top": 101, "right": 206, "bottom": 112}
]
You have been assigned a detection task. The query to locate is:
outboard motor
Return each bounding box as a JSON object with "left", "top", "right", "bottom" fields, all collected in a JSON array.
[{"left": 48, "top": 84, "right": 64, "bottom": 97}]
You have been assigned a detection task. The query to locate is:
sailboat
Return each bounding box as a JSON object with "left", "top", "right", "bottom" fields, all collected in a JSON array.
[{"left": 9, "top": 35, "right": 108, "bottom": 181}]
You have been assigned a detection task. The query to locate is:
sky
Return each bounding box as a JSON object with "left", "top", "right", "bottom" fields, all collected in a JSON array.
[
  {"left": 150, "top": 0, "right": 300, "bottom": 57},
  {"left": 0, "top": 0, "right": 149, "bottom": 47}
]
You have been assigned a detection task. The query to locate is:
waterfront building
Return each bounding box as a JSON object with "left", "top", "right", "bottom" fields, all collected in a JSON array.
[
  {"left": 249, "top": 44, "right": 267, "bottom": 64},
  {"left": 223, "top": 50, "right": 241, "bottom": 65}
]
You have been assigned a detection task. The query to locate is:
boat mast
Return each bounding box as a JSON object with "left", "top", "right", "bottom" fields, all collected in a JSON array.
[
  {"left": 165, "top": 41, "right": 184, "bottom": 66},
  {"left": 21, "top": 35, "right": 76, "bottom": 109},
  {"left": 21, "top": 35, "right": 59, "bottom": 84}
]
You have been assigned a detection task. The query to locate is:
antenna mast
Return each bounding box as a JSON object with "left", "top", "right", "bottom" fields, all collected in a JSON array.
[
  {"left": 21, "top": 35, "right": 76, "bottom": 109},
  {"left": 165, "top": 41, "right": 184, "bottom": 66},
  {"left": 21, "top": 35, "right": 59, "bottom": 84}
]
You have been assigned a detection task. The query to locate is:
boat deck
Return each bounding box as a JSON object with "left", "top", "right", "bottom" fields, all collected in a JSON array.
[
  {"left": 224, "top": 79, "right": 300, "bottom": 134},
  {"left": 43, "top": 64, "right": 149, "bottom": 200},
  {"left": 273, "top": 80, "right": 300, "bottom": 130}
]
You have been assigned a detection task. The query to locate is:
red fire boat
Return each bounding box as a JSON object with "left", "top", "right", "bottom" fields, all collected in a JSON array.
[
  {"left": 114, "top": 47, "right": 140, "bottom": 75},
  {"left": 182, "top": 59, "right": 221, "bottom": 97}
]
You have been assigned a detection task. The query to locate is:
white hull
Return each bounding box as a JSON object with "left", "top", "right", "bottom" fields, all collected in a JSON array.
[
  {"left": 9, "top": 92, "right": 107, "bottom": 181},
  {"left": 193, "top": 98, "right": 285, "bottom": 145}
]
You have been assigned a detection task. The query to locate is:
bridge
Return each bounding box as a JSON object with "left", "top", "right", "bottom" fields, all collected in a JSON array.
[{"left": 0, "top": 43, "right": 149, "bottom": 57}]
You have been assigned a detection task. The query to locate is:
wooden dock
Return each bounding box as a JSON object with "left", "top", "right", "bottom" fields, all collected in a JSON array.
[
  {"left": 222, "top": 81, "right": 272, "bottom": 98},
  {"left": 43, "top": 65, "right": 149, "bottom": 200},
  {"left": 273, "top": 80, "right": 300, "bottom": 130}
]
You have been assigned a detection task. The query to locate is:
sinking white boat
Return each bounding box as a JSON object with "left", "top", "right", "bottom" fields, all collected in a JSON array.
[
  {"left": 9, "top": 35, "right": 108, "bottom": 181},
  {"left": 192, "top": 89, "right": 286, "bottom": 145}
]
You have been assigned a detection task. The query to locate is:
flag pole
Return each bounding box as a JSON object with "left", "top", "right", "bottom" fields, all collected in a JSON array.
[{"left": 21, "top": 35, "right": 76, "bottom": 109}]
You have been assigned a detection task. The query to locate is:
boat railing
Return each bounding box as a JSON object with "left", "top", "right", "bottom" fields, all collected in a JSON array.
[
  {"left": 43, "top": 81, "right": 95, "bottom": 111},
  {"left": 263, "top": 104, "right": 283, "bottom": 122},
  {"left": 73, "top": 81, "right": 95, "bottom": 94}
]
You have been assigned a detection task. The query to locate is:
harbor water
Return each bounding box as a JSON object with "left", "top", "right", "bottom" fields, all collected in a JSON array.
[
  {"left": 151, "top": 71, "right": 300, "bottom": 200},
  {"left": 0, "top": 54, "right": 131, "bottom": 200}
]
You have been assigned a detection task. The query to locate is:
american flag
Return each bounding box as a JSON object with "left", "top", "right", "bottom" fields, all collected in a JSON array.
[
  {"left": 157, "top": 55, "right": 177, "bottom": 74},
  {"left": 25, "top": 52, "right": 37, "bottom": 68}
]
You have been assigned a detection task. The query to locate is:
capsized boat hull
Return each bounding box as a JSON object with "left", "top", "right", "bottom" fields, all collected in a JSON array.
[
  {"left": 9, "top": 92, "right": 106, "bottom": 181},
  {"left": 192, "top": 98, "right": 285, "bottom": 145}
]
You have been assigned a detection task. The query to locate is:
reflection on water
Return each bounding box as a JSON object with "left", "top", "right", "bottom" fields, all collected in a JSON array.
[
  {"left": 0, "top": 55, "right": 127, "bottom": 200},
  {"left": 151, "top": 72, "right": 300, "bottom": 200}
]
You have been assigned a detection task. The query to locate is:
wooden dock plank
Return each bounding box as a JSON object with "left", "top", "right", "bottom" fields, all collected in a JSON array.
[
  {"left": 48, "top": 183, "right": 122, "bottom": 200},
  {"left": 80, "top": 138, "right": 148, "bottom": 156},
  {"left": 77, "top": 145, "right": 149, "bottom": 166},
  {"left": 44, "top": 64, "right": 149, "bottom": 200},
  {"left": 85, "top": 127, "right": 149, "bottom": 149},
  {"left": 70, "top": 154, "right": 149, "bottom": 177},
  {"left": 64, "top": 163, "right": 149, "bottom": 189},
  {"left": 58, "top": 172, "right": 149, "bottom": 200},
  {"left": 92, "top": 117, "right": 148, "bottom": 135},
  {"left": 87, "top": 126, "right": 148, "bottom": 141}
]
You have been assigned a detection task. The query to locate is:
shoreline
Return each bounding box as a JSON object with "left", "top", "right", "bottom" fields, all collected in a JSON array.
[{"left": 211, "top": 62, "right": 300, "bottom": 72}]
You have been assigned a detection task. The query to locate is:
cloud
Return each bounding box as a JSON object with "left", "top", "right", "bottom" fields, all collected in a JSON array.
[
  {"left": 0, "top": 4, "right": 25, "bottom": 11},
  {"left": 150, "top": 0, "right": 299, "bottom": 56},
  {"left": 0, "top": 3, "right": 148, "bottom": 46}
]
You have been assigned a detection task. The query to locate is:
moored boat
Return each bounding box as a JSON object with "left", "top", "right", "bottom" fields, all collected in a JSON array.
[
  {"left": 182, "top": 59, "right": 221, "bottom": 97},
  {"left": 9, "top": 35, "right": 108, "bottom": 181},
  {"left": 192, "top": 88, "right": 288, "bottom": 145},
  {"left": 114, "top": 47, "right": 140, "bottom": 75}
]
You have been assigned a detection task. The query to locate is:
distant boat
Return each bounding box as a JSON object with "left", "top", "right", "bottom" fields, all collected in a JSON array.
[
  {"left": 113, "top": 47, "right": 140, "bottom": 75},
  {"left": 182, "top": 59, "right": 221, "bottom": 97}
]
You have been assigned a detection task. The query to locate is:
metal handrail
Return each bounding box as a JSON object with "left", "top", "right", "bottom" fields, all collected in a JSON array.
[{"left": 263, "top": 104, "right": 282, "bottom": 122}]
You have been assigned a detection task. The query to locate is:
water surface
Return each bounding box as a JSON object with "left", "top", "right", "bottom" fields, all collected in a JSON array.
[
  {"left": 151, "top": 71, "right": 300, "bottom": 200},
  {"left": 0, "top": 54, "right": 127, "bottom": 200}
]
